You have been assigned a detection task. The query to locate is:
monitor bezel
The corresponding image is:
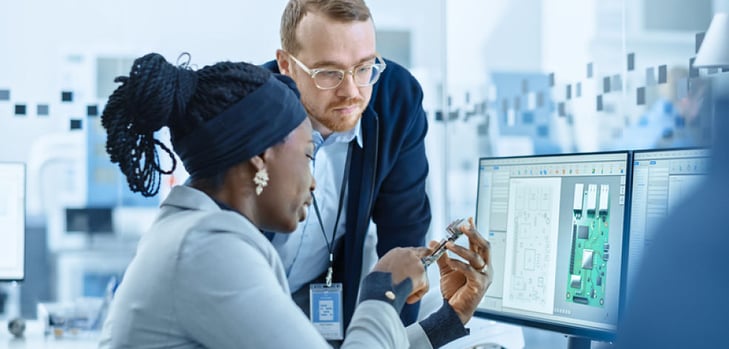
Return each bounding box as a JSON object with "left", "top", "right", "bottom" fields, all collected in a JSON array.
[
  {"left": 0, "top": 162, "right": 26, "bottom": 282},
  {"left": 472, "top": 150, "right": 633, "bottom": 343}
]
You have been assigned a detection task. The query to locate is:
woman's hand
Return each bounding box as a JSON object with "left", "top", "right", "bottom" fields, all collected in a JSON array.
[
  {"left": 432, "top": 217, "right": 492, "bottom": 324},
  {"left": 373, "top": 246, "right": 431, "bottom": 304}
]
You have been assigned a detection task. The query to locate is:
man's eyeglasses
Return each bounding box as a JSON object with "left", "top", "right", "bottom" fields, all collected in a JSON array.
[{"left": 287, "top": 53, "right": 386, "bottom": 90}]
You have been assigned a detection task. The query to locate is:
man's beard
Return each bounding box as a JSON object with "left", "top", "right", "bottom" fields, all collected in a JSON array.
[{"left": 317, "top": 98, "right": 365, "bottom": 133}]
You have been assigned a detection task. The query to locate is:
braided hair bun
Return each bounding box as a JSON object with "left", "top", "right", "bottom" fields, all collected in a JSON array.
[
  {"left": 101, "top": 53, "right": 272, "bottom": 197},
  {"left": 101, "top": 53, "right": 196, "bottom": 197}
]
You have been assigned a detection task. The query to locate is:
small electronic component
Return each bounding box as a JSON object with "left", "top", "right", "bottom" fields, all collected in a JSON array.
[
  {"left": 586, "top": 184, "right": 597, "bottom": 213},
  {"left": 577, "top": 225, "right": 590, "bottom": 239},
  {"left": 573, "top": 183, "right": 584, "bottom": 216},
  {"left": 570, "top": 275, "right": 582, "bottom": 289},
  {"left": 582, "top": 249, "right": 594, "bottom": 270},
  {"left": 573, "top": 296, "right": 589, "bottom": 305},
  {"left": 421, "top": 218, "right": 466, "bottom": 268},
  {"left": 599, "top": 184, "right": 610, "bottom": 214}
]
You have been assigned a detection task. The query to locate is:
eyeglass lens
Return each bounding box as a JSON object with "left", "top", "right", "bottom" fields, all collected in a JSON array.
[{"left": 314, "top": 64, "right": 382, "bottom": 89}]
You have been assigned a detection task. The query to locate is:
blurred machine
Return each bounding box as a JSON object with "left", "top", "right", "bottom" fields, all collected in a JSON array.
[{"left": 25, "top": 114, "right": 160, "bottom": 305}]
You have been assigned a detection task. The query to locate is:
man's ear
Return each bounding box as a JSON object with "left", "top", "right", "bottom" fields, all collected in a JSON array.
[{"left": 276, "top": 49, "right": 292, "bottom": 76}]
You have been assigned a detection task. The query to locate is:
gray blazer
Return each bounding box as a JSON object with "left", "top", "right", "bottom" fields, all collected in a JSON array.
[{"left": 98, "top": 185, "right": 432, "bottom": 349}]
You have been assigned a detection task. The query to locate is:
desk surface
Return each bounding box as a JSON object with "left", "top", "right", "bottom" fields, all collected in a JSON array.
[
  {"left": 443, "top": 317, "right": 524, "bottom": 348},
  {"left": 0, "top": 320, "right": 100, "bottom": 349},
  {"left": 1, "top": 318, "right": 524, "bottom": 349}
]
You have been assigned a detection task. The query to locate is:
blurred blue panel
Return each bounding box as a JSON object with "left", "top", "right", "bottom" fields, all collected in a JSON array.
[
  {"left": 83, "top": 272, "right": 122, "bottom": 297},
  {"left": 87, "top": 105, "right": 99, "bottom": 116},
  {"left": 37, "top": 104, "right": 49, "bottom": 116},
  {"left": 612, "top": 75, "right": 622, "bottom": 92},
  {"left": 522, "top": 112, "right": 534, "bottom": 124},
  {"left": 658, "top": 65, "right": 668, "bottom": 84},
  {"left": 597, "top": 95, "right": 604, "bottom": 111},
  {"left": 61, "top": 91, "right": 73, "bottom": 102},
  {"left": 488, "top": 71, "right": 562, "bottom": 155},
  {"left": 637, "top": 87, "right": 646, "bottom": 106},
  {"left": 70, "top": 119, "right": 82, "bottom": 130},
  {"left": 646, "top": 67, "right": 657, "bottom": 86},
  {"left": 627, "top": 53, "right": 635, "bottom": 71}
]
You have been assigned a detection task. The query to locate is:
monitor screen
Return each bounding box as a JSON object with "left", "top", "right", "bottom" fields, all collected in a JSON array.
[
  {"left": 0, "top": 162, "right": 26, "bottom": 281},
  {"left": 627, "top": 148, "right": 710, "bottom": 289},
  {"left": 474, "top": 151, "right": 630, "bottom": 343}
]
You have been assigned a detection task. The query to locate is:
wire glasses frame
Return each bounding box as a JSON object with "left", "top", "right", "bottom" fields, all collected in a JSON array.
[{"left": 287, "top": 53, "right": 387, "bottom": 90}]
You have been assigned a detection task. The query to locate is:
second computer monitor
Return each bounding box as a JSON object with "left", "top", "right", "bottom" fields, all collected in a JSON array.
[
  {"left": 474, "top": 151, "right": 630, "bottom": 343},
  {"left": 627, "top": 147, "right": 710, "bottom": 289}
]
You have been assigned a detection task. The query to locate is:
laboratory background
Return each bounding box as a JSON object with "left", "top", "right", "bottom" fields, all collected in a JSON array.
[{"left": 1, "top": 0, "right": 727, "bottom": 348}]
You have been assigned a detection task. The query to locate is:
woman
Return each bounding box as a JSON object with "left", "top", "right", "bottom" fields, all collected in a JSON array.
[{"left": 98, "top": 53, "right": 492, "bottom": 348}]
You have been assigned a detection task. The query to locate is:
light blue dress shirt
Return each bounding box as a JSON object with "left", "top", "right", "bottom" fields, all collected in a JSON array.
[{"left": 271, "top": 123, "right": 364, "bottom": 292}]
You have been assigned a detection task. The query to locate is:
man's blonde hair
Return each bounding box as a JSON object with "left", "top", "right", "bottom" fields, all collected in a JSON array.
[{"left": 280, "top": 0, "right": 372, "bottom": 54}]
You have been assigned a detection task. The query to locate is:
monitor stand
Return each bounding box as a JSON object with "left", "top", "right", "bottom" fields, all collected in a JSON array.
[{"left": 567, "top": 336, "right": 592, "bottom": 349}]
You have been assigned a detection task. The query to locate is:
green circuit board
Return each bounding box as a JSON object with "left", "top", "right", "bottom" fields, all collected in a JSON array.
[{"left": 566, "top": 184, "right": 610, "bottom": 308}]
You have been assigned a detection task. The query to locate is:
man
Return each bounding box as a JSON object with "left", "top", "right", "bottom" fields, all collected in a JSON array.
[{"left": 263, "top": 0, "right": 431, "bottom": 333}]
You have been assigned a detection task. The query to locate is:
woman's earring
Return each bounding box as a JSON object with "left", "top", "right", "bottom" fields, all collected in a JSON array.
[{"left": 253, "top": 169, "right": 269, "bottom": 196}]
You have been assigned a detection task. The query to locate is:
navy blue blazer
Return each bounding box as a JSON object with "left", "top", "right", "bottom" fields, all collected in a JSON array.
[{"left": 263, "top": 58, "right": 431, "bottom": 329}]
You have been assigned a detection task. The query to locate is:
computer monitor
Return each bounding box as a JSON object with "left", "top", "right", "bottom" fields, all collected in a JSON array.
[
  {"left": 627, "top": 148, "right": 710, "bottom": 289},
  {"left": 474, "top": 151, "right": 631, "bottom": 347},
  {"left": 0, "top": 162, "right": 26, "bottom": 281}
]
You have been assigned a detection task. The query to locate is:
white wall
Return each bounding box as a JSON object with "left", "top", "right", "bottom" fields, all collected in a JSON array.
[
  {"left": 0, "top": 0, "right": 286, "bottom": 163},
  {"left": 0, "top": 0, "right": 287, "bottom": 80},
  {"left": 446, "top": 0, "right": 543, "bottom": 93},
  {"left": 0, "top": 0, "right": 445, "bottom": 164}
]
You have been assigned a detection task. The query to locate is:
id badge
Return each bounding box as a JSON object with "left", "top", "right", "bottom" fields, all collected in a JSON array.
[{"left": 309, "top": 283, "right": 343, "bottom": 340}]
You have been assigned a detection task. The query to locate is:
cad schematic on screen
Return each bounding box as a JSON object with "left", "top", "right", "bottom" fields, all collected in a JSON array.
[{"left": 475, "top": 153, "right": 627, "bottom": 332}]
